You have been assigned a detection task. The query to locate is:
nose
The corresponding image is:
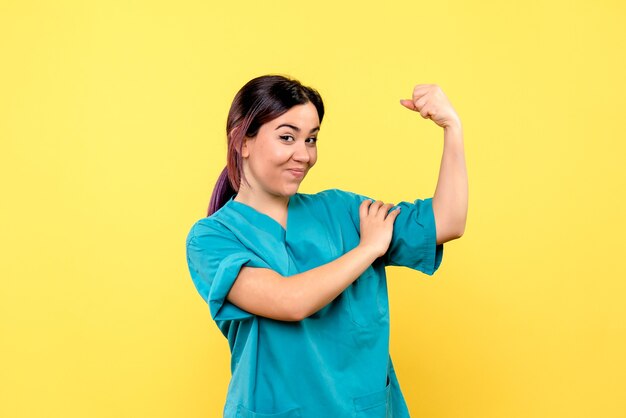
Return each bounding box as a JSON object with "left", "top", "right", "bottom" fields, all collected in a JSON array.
[{"left": 292, "top": 141, "right": 310, "bottom": 163}]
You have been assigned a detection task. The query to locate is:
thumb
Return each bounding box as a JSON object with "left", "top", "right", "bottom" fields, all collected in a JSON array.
[{"left": 399, "top": 99, "right": 416, "bottom": 111}]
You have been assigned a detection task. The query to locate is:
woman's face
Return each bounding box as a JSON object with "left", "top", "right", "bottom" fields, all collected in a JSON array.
[{"left": 241, "top": 102, "right": 320, "bottom": 198}]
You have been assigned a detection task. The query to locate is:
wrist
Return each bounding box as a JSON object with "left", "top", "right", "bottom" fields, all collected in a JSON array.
[
  {"left": 443, "top": 117, "right": 462, "bottom": 132},
  {"left": 355, "top": 243, "right": 383, "bottom": 261},
  {"left": 443, "top": 122, "right": 464, "bottom": 144}
]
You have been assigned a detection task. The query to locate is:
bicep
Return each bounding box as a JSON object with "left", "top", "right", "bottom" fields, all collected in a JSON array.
[{"left": 227, "top": 266, "right": 300, "bottom": 321}]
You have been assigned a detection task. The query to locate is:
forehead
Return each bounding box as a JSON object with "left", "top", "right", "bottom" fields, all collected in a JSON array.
[{"left": 270, "top": 102, "right": 319, "bottom": 127}]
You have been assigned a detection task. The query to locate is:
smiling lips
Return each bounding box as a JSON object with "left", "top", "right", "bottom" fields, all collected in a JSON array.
[{"left": 286, "top": 168, "right": 305, "bottom": 179}]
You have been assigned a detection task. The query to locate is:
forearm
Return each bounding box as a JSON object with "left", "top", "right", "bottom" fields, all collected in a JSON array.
[
  {"left": 433, "top": 122, "right": 468, "bottom": 242},
  {"left": 282, "top": 244, "right": 379, "bottom": 320},
  {"left": 228, "top": 244, "right": 379, "bottom": 321}
]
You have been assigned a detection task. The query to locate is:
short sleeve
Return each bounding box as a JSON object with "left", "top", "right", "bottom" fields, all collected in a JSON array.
[
  {"left": 185, "top": 220, "right": 270, "bottom": 321},
  {"left": 327, "top": 188, "right": 444, "bottom": 276},
  {"left": 383, "top": 196, "right": 444, "bottom": 275}
]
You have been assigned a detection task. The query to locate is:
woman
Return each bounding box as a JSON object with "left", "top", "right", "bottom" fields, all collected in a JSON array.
[{"left": 185, "top": 74, "right": 468, "bottom": 417}]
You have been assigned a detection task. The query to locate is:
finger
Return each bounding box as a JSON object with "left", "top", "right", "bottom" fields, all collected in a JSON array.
[
  {"left": 377, "top": 203, "right": 395, "bottom": 219},
  {"left": 414, "top": 95, "right": 428, "bottom": 111},
  {"left": 359, "top": 199, "right": 372, "bottom": 219},
  {"left": 369, "top": 200, "right": 384, "bottom": 215},
  {"left": 399, "top": 99, "right": 416, "bottom": 111},
  {"left": 420, "top": 105, "right": 431, "bottom": 119},
  {"left": 412, "top": 84, "right": 432, "bottom": 99},
  {"left": 386, "top": 207, "right": 401, "bottom": 223},
  {"left": 386, "top": 204, "right": 399, "bottom": 215}
]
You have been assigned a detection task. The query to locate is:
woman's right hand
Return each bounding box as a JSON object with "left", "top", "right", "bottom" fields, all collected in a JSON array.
[{"left": 358, "top": 199, "right": 401, "bottom": 258}]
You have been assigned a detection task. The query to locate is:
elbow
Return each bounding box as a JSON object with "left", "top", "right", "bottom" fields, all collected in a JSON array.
[
  {"left": 434, "top": 207, "right": 467, "bottom": 243},
  {"left": 281, "top": 306, "right": 308, "bottom": 322},
  {"left": 279, "top": 290, "right": 311, "bottom": 322},
  {"left": 450, "top": 229, "right": 465, "bottom": 241},
  {"left": 452, "top": 216, "right": 467, "bottom": 239},
  {"left": 285, "top": 308, "right": 308, "bottom": 322},
  {"left": 437, "top": 223, "right": 465, "bottom": 244},
  {"left": 285, "top": 298, "right": 313, "bottom": 321}
]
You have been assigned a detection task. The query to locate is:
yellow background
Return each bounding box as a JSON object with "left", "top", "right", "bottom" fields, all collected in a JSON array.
[{"left": 1, "top": 1, "right": 625, "bottom": 417}]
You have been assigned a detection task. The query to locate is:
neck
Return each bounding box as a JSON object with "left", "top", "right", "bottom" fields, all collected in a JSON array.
[{"left": 234, "top": 186, "right": 291, "bottom": 223}]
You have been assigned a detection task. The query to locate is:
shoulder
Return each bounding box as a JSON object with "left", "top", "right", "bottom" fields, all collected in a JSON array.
[
  {"left": 296, "top": 189, "right": 373, "bottom": 228},
  {"left": 296, "top": 188, "right": 369, "bottom": 205},
  {"left": 186, "top": 212, "right": 237, "bottom": 249}
]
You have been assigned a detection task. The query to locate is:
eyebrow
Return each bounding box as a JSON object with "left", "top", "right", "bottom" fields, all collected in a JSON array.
[{"left": 275, "top": 124, "right": 320, "bottom": 133}]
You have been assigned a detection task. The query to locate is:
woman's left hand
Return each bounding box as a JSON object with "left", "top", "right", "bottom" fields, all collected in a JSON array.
[{"left": 400, "top": 84, "right": 461, "bottom": 129}]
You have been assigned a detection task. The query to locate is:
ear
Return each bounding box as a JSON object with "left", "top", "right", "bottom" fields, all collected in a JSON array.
[
  {"left": 241, "top": 134, "right": 257, "bottom": 159},
  {"left": 241, "top": 136, "right": 250, "bottom": 158},
  {"left": 229, "top": 125, "right": 249, "bottom": 158}
]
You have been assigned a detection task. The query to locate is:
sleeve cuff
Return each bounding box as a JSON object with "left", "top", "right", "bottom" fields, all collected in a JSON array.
[{"left": 208, "top": 252, "right": 269, "bottom": 321}]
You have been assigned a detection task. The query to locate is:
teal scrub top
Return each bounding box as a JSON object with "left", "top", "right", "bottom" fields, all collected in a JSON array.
[{"left": 185, "top": 188, "right": 444, "bottom": 417}]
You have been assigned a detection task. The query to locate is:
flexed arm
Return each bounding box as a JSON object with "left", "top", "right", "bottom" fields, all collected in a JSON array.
[{"left": 400, "top": 85, "right": 468, "bottom": 244}]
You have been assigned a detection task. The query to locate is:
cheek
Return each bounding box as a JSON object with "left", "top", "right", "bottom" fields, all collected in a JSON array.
[
  {"left": 252, "top": 143, "right": 278, "bottom": 167},
  {"left": 262, "top": 143, "right": 289, "bottom": 162}
]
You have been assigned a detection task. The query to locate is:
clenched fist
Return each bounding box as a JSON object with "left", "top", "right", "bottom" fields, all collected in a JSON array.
[{"left": 400, "top": 84, "right": 461, "bottom": 129}]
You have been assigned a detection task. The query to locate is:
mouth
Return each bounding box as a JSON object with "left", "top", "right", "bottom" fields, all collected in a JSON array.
[{"left": 286, "top": 168, "right": 306, "bottom": 179}]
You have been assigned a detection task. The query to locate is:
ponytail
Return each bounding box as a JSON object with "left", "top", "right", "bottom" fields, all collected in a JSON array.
[{"left": 207, "top": 166, "right": 236, "bottom": 216}]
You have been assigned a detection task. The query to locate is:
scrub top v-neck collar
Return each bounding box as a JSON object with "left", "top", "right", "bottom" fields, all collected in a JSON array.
[{"left": 226, "top": 194, "right": 296, "bottom": 242}]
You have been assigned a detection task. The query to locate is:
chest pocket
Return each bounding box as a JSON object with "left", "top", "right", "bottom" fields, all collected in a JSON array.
[{"left": 346, "top": 262, "right": 389, "bottom": 327}]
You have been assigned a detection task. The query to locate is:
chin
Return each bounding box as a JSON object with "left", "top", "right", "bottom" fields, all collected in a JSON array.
[{"left": 282, "top": 183, "right": 302, "bottom": 196}]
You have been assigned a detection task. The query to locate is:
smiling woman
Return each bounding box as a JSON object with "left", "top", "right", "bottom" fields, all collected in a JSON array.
[
  {"left": 236, "top": 101, "right": 321, "bottom": 212},
  {"left": 207, "top": 75, "right": 325, "bottom": 217},
  {"left": 185, "top": 74, "right": 466, "bottom": 417}
]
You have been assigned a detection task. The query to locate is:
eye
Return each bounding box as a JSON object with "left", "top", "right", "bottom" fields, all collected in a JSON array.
[
  {"left": 306, "top": 137, "right": 318, "bottom": 144},
  {"left": 279, "top": 135, "right": 294, "bottom": 142}
]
